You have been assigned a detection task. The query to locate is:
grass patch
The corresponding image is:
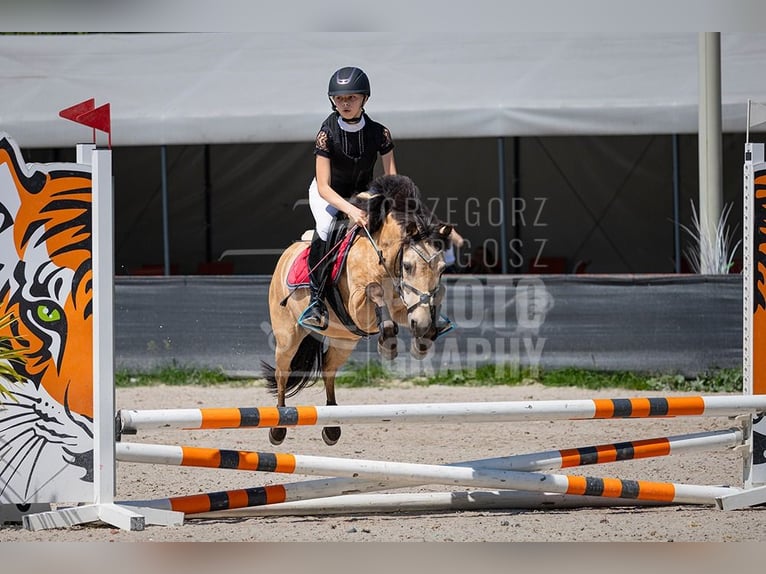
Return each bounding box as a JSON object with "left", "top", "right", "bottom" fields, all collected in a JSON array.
[
  {"left": 115, "top": 364, "right": 236, "bottom": 387},
  {"left": 334, "top": 360, "right": 392, "bottom": 387},
  {"left": 113, "top": 361, "right": 744, "bottom": 394}
]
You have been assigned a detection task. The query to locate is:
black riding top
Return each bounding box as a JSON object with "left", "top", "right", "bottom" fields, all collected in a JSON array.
[{"left": 314, "top": 112, "right": 395, "bottom": 198}]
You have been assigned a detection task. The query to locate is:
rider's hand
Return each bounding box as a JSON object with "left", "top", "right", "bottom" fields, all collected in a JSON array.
[{"left": 348, "top": 206, "right": 368, "bottom": 228}]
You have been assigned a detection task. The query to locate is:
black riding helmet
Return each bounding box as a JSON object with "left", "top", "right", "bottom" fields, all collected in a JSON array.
[{"left": 328, "top": 66, "right": 371, "bottom": 97}]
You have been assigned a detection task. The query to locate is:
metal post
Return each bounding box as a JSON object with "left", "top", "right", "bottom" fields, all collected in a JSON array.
[
  {"left": 160, "top": 145, "right": 170, "bottom": 276},
  {"left": 204, "top": 144, "right": 212, "bottom": 263},
  {"left": 672, "top": 134, "right": 681, "bottom": 273},
  {"left": 497, "top": 137, "right": 508, "bottom": 273},
  {"left": 698, "top": 32, "right": 723, "bottom": 272}
]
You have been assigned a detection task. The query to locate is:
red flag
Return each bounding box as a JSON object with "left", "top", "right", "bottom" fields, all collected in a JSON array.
[
  {"left": 76, "top": 103, "right": 111, "bottom": 134},
  {"left": 59, "top": 98, "right": 95, "bottom": 122}
]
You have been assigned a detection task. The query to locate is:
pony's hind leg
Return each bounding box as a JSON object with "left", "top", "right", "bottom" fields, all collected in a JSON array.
[
  {"left": 320, "top": 343, "right": 356, "bottom": 445},
  {"left": 269, "top": 361, "right": 290, "bottom": 445},
  {"left": 268, "top": 332, "right": 325, "bottom": 445},
  {"left": 268, "top": 332, "right": 303, "bottom": 446}
]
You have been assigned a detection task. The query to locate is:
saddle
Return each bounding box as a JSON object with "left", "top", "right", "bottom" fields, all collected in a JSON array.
[{"left": 285, "top": 220, "right": 375, "bottom": 337}]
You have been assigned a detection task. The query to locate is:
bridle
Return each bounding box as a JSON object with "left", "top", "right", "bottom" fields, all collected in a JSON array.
[
  {"left": 396, "top": 243, "right": 444, "bottom": 314},
  {"left": 361, "top": 226, "right": 444, "bottom": 315}
]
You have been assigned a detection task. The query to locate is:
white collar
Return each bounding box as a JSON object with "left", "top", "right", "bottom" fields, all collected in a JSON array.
[{"left": 337, "top": 114, "right": 366, "bottom": 133}]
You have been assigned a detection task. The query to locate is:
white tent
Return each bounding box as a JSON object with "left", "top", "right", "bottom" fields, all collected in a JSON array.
[
  {"left": 1, "top": 32, "right": 764, "bottom": 275},
  {"left": 1, "top": 33, "right": 765, "bottom": 149}
]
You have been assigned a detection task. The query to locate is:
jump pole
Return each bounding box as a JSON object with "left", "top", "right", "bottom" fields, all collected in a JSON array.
[
  {"left": 117, "top": 428, "right": 742, "bottom": 516},
  {"left": 116, "top": 428, "right": 742, "bottom": 475},
  {"left": 119, "top": 395, "right": 766, "bottom": 433},
  {"left": 118, "top": 443, "right": 739, "bottom": 506},
  {"left": 116, "top": 427, "right": 743, "bottom": 511},
  {"left": 130, "top": 490, "right": 669, "bottom": 519},
  {"left": 200, "top": 491, "right": 670, "bottom": 517}
]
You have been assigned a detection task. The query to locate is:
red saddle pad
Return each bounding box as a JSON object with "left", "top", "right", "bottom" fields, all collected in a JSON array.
[{"left": 286, "top": 232, "right": 356, "bottom": 288}]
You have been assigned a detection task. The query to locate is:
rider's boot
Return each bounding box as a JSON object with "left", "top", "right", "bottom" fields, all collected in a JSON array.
[{"left": 299, "top": 232, "right": 331, "bottom": 332}]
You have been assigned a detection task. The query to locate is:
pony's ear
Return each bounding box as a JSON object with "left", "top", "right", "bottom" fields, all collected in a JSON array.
[{"left": 432, "top": 224, "right": 453, "bottom": 251}]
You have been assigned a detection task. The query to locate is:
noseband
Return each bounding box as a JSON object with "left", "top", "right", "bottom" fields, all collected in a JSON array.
[{"left": 395, "top": 243, "right": 443, "bottom": 314}]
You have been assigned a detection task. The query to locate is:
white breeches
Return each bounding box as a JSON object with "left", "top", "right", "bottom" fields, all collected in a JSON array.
[{"left": 308, "top": 178, "right": 339, "bottom": 241}]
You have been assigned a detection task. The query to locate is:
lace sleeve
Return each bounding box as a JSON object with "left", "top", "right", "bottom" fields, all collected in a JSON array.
[
  {"left": 380, "top": 127, "right": 394, "bottom": 154},
  {"left": 315, "top": 130, "right": 331, "bottom": 156}
]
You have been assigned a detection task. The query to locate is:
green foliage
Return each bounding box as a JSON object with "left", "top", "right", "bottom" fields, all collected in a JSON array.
[
  {"left": 0, "top": 313, "right": 26, "bottom": 402},
  {"left": 334, "top": 360, "right": 392, "bottom": 387},
  {"left": 538, "top": 367, "right": 651, "bottom": 390},
  {"left": 115, "top": 363, "right": 233, "bottom": 387},
  {"left": 112, "top": 360, "right": 744, "bottom": 395},
  {"left": 415, "top": 363, "right": 537, "bottom": 387},
  {"left": 681, "top": 200, "right": 741, "bottom": 274},
  {"left": 336, "top": 362, "right": 744, "bottom": 393}
]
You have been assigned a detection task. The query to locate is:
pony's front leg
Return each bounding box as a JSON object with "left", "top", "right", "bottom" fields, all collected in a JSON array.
[{"left": 364, "top": 282, "right": 399, "bottom": 360}]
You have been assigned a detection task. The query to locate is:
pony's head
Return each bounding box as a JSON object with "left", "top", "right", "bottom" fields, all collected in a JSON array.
[{"left": 353, "top": 174, "right": 452, "bottom": 339}]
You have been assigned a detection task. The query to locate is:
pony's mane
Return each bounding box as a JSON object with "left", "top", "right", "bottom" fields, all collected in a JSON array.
[{"left": 351, "top": 174, "right": 450, "bottom": 247}]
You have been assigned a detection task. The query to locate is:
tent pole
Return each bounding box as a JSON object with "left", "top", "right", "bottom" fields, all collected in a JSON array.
[
  {"left": 698, "top": 32, "right": 723, "bottom": 272},
  {"left": 161, "top": 145, "right": 170, "bottom": 276},
  {"left": 512, "top": 136, "right": 521, "bottom": 274},
  {"left": 204, "top": 145, "right": 212, "bottom": 263},
  {"left": 672, "top": 134, "right": 681, "bottom": 273},
  {"left": 497, "top": 136, "right": 508, "bottom": 273}
]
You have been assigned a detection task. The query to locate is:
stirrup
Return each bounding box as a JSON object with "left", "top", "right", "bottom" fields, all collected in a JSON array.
[
  {"left": 299, "top": 301, "right": 329, "bottom": 332},
  {"left": 432, "top": 314, "right": 455, "bottom": 340}
]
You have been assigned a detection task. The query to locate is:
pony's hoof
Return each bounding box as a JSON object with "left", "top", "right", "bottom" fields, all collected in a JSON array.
[
  {"left": 381, "top": 320, "right": 398, "bottom": 339},
  {"left": 410, "top": 337, "right": 432, "bottom": 359},
  {"left": 269, "top": 427, "right": 287, "bottom": 445},
  {"left": 378, "top": 336, "right": 398, "bottom": 360},
  {"left": 322, "top": 426, "right": 341, "bottom": 445}
]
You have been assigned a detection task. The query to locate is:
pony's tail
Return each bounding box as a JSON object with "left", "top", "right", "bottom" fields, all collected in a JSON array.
[{"left": 260, "top": 335, "right": 325, "bottom": 399}]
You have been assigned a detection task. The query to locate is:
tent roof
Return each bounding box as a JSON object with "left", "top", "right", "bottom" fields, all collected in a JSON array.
[{"left": 1, "top": 33, "right": 765, "bottom": 148}]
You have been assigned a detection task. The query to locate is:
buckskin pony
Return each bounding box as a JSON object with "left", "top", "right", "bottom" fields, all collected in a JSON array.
[{"left": 262, "top": 174, "right": 452, "bottom": 446}]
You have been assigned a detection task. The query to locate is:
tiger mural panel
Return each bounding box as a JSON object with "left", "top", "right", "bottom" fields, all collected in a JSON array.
[{"left": 0, "top": 134, "right": 94, "bottom": 504}]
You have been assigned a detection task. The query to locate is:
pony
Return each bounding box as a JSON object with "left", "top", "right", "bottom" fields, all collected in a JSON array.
[{"left": 262, "top": 174, "right": 452, "bottom": 446}]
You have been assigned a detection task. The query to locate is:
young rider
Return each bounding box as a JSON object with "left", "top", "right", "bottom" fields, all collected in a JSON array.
[{"left": 299, "top": 66, "right": 397, "bottom": 331}]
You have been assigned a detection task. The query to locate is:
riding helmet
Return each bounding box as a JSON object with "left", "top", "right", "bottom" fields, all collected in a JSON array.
[{"left": 328, "top": 67, "right": 371, "bottom": 97}]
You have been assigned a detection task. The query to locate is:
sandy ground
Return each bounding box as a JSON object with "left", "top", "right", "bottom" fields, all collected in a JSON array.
[{"left": 2, "top": 382, "right": 766, "bottom": 543}]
